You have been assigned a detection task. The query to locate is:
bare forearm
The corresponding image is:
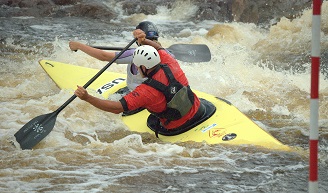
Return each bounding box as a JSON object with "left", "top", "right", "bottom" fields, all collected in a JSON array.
[
  {"left": 140, "top": 39, "right": 162, "bottom": 50},
  {"left": 71, "top": 42, "right": 115, "bottom": 61},
  {"left": 84, "top": 95, "right": 124, "bottom": 114}
]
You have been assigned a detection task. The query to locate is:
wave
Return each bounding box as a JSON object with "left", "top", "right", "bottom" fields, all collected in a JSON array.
[{"left": 0, "top": 0, "right": 313, "bottom": 26}]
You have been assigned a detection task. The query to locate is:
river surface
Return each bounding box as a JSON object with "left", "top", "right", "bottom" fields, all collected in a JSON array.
[{"left": 1, "top": 1, "right": 328, "bottom": 193}]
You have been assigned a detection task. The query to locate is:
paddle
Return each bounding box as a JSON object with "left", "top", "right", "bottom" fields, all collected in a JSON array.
[
  {"left": 92, "top": 44, "right": 211, "bottom": 63},
  {"left": 14, "top": 38, "right": 137, "bottom": 150}
]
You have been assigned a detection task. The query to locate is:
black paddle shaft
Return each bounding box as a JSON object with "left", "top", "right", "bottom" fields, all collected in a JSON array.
[{"left": 14, "top": 38, "right": 137, "bottom": 150}]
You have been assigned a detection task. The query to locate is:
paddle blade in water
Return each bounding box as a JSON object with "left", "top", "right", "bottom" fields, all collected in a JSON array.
[{"left": 14, "top": 112, "right": 58, "bottom": 150}]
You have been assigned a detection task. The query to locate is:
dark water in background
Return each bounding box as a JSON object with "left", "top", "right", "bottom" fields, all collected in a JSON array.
[{"left": 0, "top": 1, "right": 328, "bottom": 192}]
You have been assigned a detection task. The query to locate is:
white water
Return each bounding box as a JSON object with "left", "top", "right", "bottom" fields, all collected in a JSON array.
[{"left": 1, "top": 1, "right": 328, "bottom": 192}]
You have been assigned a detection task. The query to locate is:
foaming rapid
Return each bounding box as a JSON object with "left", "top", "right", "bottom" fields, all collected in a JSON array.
[
  {"left": 9, "top": 1, "right": 326, "bottom": 148},
  {"left": 1, "top": 1, "right": 328, "bottom": 193}
]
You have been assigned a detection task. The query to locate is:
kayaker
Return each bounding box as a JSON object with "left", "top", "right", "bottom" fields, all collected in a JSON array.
[
  {"left": 74, "top": 29, "right": 206, "bottom": 137},
  {"left": 69, "top": 21, "right": 162, "bottom": 95}
]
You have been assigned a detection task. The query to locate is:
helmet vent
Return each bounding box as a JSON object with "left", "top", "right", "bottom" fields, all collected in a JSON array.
[
  {"left": 154, "top": 52, "right": 157, "bottom": 56},
  {"left": 147, "top": 57, "right": 151, "bottom": 60}
]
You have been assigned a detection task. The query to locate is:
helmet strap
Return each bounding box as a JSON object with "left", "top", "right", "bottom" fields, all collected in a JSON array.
[{"left": 140, "top": 66, "right": 148, "bottom": 77}]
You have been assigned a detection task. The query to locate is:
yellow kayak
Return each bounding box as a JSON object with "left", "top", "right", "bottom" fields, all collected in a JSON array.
[{"left": 39, "top": 59, "right": 291, "bottom": 151}]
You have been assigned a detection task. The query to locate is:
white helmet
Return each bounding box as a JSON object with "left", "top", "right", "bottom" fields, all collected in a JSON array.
[{"left": 133, "top": 45, "right": 160, "bottom": 69}]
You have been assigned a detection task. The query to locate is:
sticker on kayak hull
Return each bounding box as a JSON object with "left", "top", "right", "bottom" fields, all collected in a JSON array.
[
  {"left": 222, "top": 133, "right": 237, "bottom": 141},
  {"left": 209, "top": 128, "right": 226, "bottom": 139},
  {"left": 97, "top": 78, "right": 125, "bottom": 94},
  {"left": 201, "top": 123, "right": 217, "bottom": 133}
]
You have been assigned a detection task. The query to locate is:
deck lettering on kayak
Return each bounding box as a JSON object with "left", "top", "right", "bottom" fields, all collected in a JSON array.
[{"left": 97, "top": 78, "right": 125, "bottom": 94}]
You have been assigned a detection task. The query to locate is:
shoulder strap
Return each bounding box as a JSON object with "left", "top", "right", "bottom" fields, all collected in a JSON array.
[
  {"left": 143, "top": 78, "right": 166, "bottom": 93},
  {"left": 161, "top": 64, "right": 176, "bottom": 84},
  {"left": 143, "top": 64, "right": 177, "bottom": 93},
  {"left": 143, "top": 64, "right": 186, "bottom": 102}
]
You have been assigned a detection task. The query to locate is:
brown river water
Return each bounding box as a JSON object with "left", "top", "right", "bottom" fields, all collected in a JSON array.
[{"left": 0, "top": 1, "right": 328, "bottom": 193}]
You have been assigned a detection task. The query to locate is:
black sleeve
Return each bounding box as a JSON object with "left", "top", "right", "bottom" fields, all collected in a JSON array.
[{"left": 119, "top": 97, "right": 129, "bottom": 111}]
